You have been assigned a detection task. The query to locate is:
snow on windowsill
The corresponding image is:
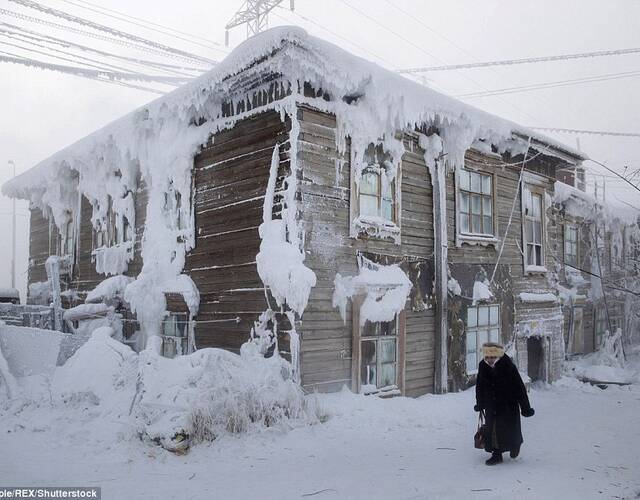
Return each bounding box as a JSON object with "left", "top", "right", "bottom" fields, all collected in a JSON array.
[
  {"left": 352, "top": 215, "right": 401, "bottom": 244},
  {"left": 524, "top": 265, "right": 548, "bottom": 275},
  {"left": 456, "top": 233, "right": 499, "bottom": 248},
  {"left": 519, "top": 292, "right": 558, "bottom": 304}
]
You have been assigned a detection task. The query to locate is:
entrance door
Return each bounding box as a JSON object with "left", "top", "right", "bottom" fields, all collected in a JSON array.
[{"left": 527, "top": 337, "right": 544, "bottom": 382}]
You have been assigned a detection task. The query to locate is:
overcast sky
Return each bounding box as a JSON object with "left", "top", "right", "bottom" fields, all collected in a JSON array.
[{"left": 1, "top": 0, "right": 639, "bottom": 297}]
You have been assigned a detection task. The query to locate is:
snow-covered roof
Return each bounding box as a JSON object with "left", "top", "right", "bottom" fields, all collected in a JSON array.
[{"left": 3, "top": 26, "right": 585, "bottom": 200}]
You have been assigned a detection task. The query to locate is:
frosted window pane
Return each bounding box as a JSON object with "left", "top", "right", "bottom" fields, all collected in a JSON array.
[
  {"left": 466, "top": 353, "right": 477, "bottom": 372},
  {"left": 379, "top": 363, "right": 396, "bottom": 388},
  {"left": 360, "top": 340, "right": 377, "bottom": 386},
  {"left": 490, "top": 328, "right": 499, "bottom": 343},
  {"left": 490, "top": 306, "right": 499, "bottom": 325},
  {"left": 460, "top": 170, "right": 470, "bottom": 191},
  {"left": 525, "top": 221, "right": 533, "bottom": 242},
  {"left": 381, "top": 198, "right": 393, "bottom": 221},
  {"left": 380, "top": 320, "right": 396, "bottom": 336},
  {"left": 471, "top": 194, "right": 482, "bottom": 215},
  {"left": 534, "top": 222, "right": 542, "bottom": 244},
  {"left": 461, "top": 213, "right": 470, "bottom": 233},
  {"left": 478, "top": 306, "right": 489, "bottom": 326},
  {"left": 380, "top": 338, "right": 396, "bottom": 363},
  {"left": 361, "top": 172, "right": 379, "bottom": 195},
  {"left": 471, "top": 172, "right": 481, "bottom": 193},
  {"left": 472, "top": 215, "right": 482, "bottom": 234},
  {"left": 484, "top": 216, "right": 493, "bottom": 235},
  {"left": 482, "top": 174, "right": 491, "bottom": 195},
  {"left": 360, "top": 194, "right": 378, "bottom": 217},
  {"left": 478, "top": 329, "right": 488, "bottom": 347},
  {"left": 483, "top": 196, "right": 492, "bottom": 216},
  {"left": 362, "top": 321, "right": 379, "bottom": 337},
  {"left": 466, "top": 331, "right": 477, "bottom": 353},
  {"left": 460, "top": 192, "right": 469, "bottom": 213},
  {"left": 467, "top": 308, "right": 477, "bottom": 327},
  {"left": 532, "top": 194, "right": 542, "bottom": 219}
]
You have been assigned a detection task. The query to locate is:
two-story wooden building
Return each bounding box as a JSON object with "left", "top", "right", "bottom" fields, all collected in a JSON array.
[{"left": 3, "top": 27, "right": 589, "bottom": 395}]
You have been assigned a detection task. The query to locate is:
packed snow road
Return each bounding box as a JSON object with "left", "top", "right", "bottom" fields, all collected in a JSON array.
[{"left": 1, "top": 378, "right": 639, "bottom": 500}]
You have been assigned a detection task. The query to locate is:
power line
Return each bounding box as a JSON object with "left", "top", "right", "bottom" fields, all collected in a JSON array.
[
  {"left": 54, "top": 0, "right": 229, "bottom": 55},
  {"left": 0, "top": 22, "right": 204, "bottom": 76},
  {"left": 457, "top": 69, "right": 640, "bottom": 98},
  {"left": 397, "top": 46, "right": 640, "bottom": 74},
  {"left": 0, "top": 7, "right": 213, "bottom": 65},
  {"left": 0, "top": 52, "right": 168, "bottom": 93},
  {"left": 528, "top": 127, "right": 640, "bottom": 138},
  {"left": 7, "top": 0, "right": 215, "bottom": 65}
]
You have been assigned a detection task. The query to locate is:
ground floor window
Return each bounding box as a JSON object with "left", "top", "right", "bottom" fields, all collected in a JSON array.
[
  {"left": 465, "top": 304, "right": 500, "bottom": 374},
  {"left": 360, "top": 318, "right": 398, "bottom": 394},
  {"left": 161, "top": 312, "right": 189, "bottom": 358},
  {"left": 594, "top": 307, "right": 606, "bottom": 349}
]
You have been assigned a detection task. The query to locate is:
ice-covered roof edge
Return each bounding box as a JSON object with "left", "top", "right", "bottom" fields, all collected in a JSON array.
[{"left": 3, "top": 26, "right": 587, "bottom": 199}]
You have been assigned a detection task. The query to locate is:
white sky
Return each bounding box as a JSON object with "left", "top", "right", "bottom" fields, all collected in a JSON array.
[{"left": 1, "top": 0, "right": 639, "bottom": 298}]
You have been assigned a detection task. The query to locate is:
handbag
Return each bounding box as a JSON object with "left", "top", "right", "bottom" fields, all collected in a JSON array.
[{"left": 474, "top": 410, "right": 487, "bottom": 449}]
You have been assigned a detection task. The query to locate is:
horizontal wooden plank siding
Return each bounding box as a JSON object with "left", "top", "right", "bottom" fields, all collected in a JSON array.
[
  {"left": 297, "top": 104, "right": 436, "bottom": 396},
  {"left": 185, "top": 110, "right": 290, "bottom": 354}
]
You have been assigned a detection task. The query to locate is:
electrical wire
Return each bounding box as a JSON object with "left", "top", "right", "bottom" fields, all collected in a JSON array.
[
  {"left": 528, "top": 127, "right": 640, "bottom": 138},
  {"left": 54, "top": 0, "right": 229, "bottom": 55},
  {"left": 397, "top": 46, "right": 640, "bottom": 74},
  {"left": 8, "top": 0, "right": 215, "bottom": 65},
  {"left": 457, "top": 69, "right": 640, "bottom": 98},
  {"left": 0, "top": 7, "right": 211, "bottom": 66}
]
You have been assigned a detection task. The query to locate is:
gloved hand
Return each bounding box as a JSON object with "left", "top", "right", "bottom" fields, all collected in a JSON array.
[
  {"left": 521, "top": 407, "right": 535, "bottom": 417},
  {"left": 474, "top": 404, "right": 482, "bottom": 412}
]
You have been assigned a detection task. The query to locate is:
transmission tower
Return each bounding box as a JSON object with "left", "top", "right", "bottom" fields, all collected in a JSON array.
[{"left": 225, "top": 0, "right": 295, "bottom": 46}]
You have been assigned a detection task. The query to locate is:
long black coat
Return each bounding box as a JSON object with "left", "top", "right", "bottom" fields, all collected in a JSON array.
[{"left": 475, "top": 354, "right": 532, "bottom": 453}]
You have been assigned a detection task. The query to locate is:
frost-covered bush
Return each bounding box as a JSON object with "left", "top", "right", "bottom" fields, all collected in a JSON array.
[{"left": 47, "top": 326, "right": 318, "bottom": 453}]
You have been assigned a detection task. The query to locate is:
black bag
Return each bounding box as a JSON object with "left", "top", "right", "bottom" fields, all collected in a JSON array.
[{"left": 474, "top": 411, "right": 486, "bottom": 449}]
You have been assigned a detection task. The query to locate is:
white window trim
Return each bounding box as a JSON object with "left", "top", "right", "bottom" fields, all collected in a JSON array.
[
  {"left": 454, "top": 166, "right": 499, "bottom": 248},
  {"left": 358, "top": 316, "right": 400, "bottom": 395},
  {"left": 521, "top": 173, "right": 549, "bottom": 274}
]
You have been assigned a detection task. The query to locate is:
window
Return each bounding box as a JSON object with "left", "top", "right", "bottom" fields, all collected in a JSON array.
[
  {"left": 164, "top": 183, "right": 186, "bottom": 231},
  {"left": 564, "top": 224, "right": 578, "bottom": 267},
  {"left": 458, "top": 169, "right": 494, "bottom": 236},
  {"left": 594, "top": 307, "right": 606, "bottom": 349},
  {"left": 465, "top": 304, "right": 500, "bottom": 374},
  {"left": 59, "top": 211, "right": 75, "bottom": 257},
  {"left": 161, "top": 313, "right": 189, "bottom": 358},
  {"left": 355, "top": 143, "right": 397, "bottom": 224},
  {"left": 523, "top": 187, "right": 545, "bottom": 269},
  {"left": 93, "top": 195, "right": 133, "bottom": 249},
  {"left": 360, "top": 318, "right": 398, "bottom": 394}
]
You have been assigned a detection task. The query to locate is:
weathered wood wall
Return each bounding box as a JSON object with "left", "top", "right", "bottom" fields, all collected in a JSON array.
[
  {"left": 185, "top": 110, "right": 290, "bottom": 353},
  {"left": 297, "top": 105, "right": 436, "bottom": 396}
]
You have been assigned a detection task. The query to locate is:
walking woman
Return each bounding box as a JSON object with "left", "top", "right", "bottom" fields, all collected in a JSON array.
[{"left": 474, "top": 342, "right": 535, "bottom": 465}]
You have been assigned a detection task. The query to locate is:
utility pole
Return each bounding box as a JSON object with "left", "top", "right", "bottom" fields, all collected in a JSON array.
[
  {"left": 8, "top": 160, "right": 16, "bottom": 290},
  {"left": 225, "top": 0, "right": 295, "bottom": 46}
]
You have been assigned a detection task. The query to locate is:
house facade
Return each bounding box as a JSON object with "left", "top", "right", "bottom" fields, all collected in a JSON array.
[{"left": 6, "top": 26, "right": 620, "bottom": 398}]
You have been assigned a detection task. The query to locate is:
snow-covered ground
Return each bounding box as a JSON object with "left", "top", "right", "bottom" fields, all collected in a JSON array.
[{"left": 1, "top": 377, "right": 639, "bottom": 500}]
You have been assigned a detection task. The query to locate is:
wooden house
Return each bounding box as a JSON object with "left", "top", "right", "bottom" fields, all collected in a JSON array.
[{"left": 3, "top": 27, "right": 590, "bottom": 396}]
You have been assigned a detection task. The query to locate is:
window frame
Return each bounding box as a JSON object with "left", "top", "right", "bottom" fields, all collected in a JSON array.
[
  {"left": 350, "top": 143, "right": 402, "bottom": 242},
  {"left": 454, "top": 166, "right": 498, "bottom": 247},
  {"left": 465, "top": 304, "right": 501, "bottom": 375},
  {"left": 564, "top": 223, "right": 579, "bottom": 268},
  {"left": 161, "top": 312, "right": 190, "bottom": 358},
  {"left": 521, "top": 178, "right": 548, "bottom": 273},
  {"left": 351, "top": 297, "right": 406, "bottom": 396}
]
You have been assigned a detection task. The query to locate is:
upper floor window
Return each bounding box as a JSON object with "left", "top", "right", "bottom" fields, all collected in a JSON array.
[
  {"left": 465, "top": 304, "right": 500, "bottom": 374},
  {"left": 359, "top": 169, "right": 395, "bottom": 221},
  {"left": 351, "top": 143, "right": 401, "bottom": 243},
  {"left": 564, "top": 224, "right": 578, "bottom": 267},
  {"left": 458, "top": 169, "right": 494, "bottom": 237},
  {"left": 523, "top": 186, "right": 545, "bottom": 270},
  {"left": 93, "top": 195, "right": 133, "bottom": 249},
  {"left": 59, "top": 210, "right": 75, "bottom": 257}
]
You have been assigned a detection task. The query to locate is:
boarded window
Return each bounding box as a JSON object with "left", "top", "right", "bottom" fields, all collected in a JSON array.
[
  {"left": 465, "top": 304, "right": 500, "bottom": 374},
  {"left": 459, "top": 169, "right": 494, "bottom": 236}
]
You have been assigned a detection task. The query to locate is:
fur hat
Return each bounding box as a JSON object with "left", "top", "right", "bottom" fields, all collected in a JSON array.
[{"left": 482, "top": 342, "right": 505, "bottom": 358}]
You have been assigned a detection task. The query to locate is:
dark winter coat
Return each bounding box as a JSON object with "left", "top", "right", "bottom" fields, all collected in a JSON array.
[{"left": 475, "top": 354, "right": 534, "bottom": 453}]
